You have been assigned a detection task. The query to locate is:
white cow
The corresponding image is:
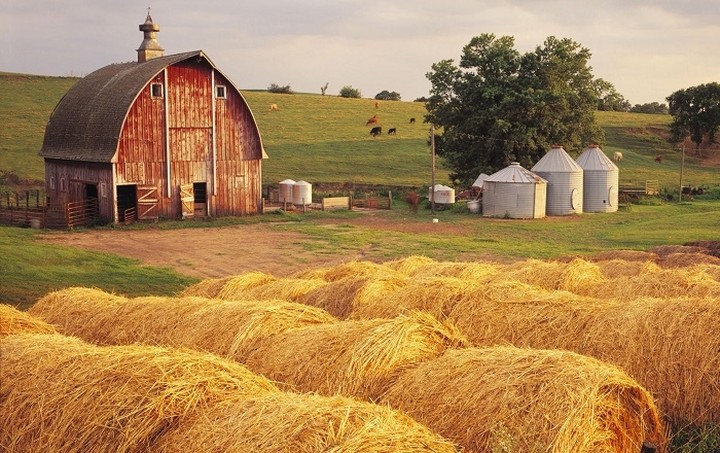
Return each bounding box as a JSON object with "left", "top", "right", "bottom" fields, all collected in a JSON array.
[{"left": 613, "top": 151, "right": 623, "bottom": 162}]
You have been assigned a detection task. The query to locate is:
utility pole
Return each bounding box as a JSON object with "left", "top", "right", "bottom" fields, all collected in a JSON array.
[
  {"left": 430, "top": 124, "right": 436, "bottom": 215},
  {"left": 679, "top": 145, "right": 685, "bottom": 202}
]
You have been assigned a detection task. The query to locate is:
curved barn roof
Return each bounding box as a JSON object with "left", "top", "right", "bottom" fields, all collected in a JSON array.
[{"left": 40, "top": 51, "right": 264, "bottom": 162}]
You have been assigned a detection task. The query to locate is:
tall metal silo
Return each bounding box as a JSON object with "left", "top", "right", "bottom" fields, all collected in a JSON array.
[
  {"left": 576, "top": 145, "right": 619, "bottom": 212},
  {"left": 482, "top": 162, "right": 547, "bottom": 219},
  {"left": 531, "top": 145, "right": 584, "bottom": 215}
]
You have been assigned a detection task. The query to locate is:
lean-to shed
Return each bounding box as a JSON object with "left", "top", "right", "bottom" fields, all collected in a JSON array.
[
  {"left": 39, "top": 13, "right": 266, "bottom": 224},
  {"left": 576, "top": 145, "right": 619, "bottom": 212},
  {"left": 482, "top": 163, "right": 547, "bottom": 219},
  {"left": 531, "top": 145, "right": 583, "bottom": 215}
]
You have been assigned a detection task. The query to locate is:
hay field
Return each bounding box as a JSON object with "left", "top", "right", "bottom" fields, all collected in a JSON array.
[{"left": 0, "top": 332, "right": 457, "bottom": 452}]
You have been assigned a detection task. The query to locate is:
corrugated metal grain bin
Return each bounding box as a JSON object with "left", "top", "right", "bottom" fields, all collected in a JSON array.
[
  {"left": 531, "top": 145, "right": 584, "bottom": 215},
  {"left": 482, "top": 163, "right": 547, "bottom": 219},
  {"left": 292, "top": 180, "right": 312, "bottom": 205},
  {"left": 278, "top": 179, "right": 295, "bottom": 203},
  {"left": 428, "top": 184, "right": 456, "bottom": 204},
  {"left": 576, "top": 145, "right": 619, "bottom": 212}
]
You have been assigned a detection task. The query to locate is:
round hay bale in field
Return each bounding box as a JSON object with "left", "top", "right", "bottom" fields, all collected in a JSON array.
[
  {"left": 179, "top": 276, "right": 233, "bottom": 298},
  {"left": 587, "top": 249, "right": 659, "bottom": 262},
  {"left": 658, "top": 252, "right": 720, "bottom": 268},
  {"left": 579, "top": 296, "right": 720, "bottom": 426},
  {"left": 350, "top": 276, "right": 486, "bottom": 320},
  {"left": 299, "top": 275, "right": 407, "bottom": 319},
  {"left": 216, "top": 271, "right": 277, "bottom": 299},
  {"left": 0, "top": 303, "right": 56, "bottom": 336},
  {"left": 244, "top": 311, "right": 469, "bottom": 400},
  {"left": 384, "top": 255, "right": 437, "bottom": 275},
  {"left": 379, "top": 346, "right": 667, "bottom": 453},
  {"left": 293, "top": 260, "right": 399, "bottom": 282},
  {"left": 156, "top": 392, "right": 458, "bottom": 452},
  {"left": 500, "top": 258, "right": 607, "bottom": 294},
  {"left": 0, "top": 333, "right": 279, "bottom": 452}
]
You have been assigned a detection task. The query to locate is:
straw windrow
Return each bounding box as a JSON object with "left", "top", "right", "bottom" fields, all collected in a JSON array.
[{"left": 0, "top": 303, "right": 57, "bottom": 336}]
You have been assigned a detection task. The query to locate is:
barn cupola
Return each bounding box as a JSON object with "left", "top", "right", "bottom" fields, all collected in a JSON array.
[{"left": 136, "top": 11, "right": 164, "bottom": 63}]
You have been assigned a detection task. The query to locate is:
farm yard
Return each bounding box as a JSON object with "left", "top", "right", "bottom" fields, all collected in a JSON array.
[{"left": 2, "top": 72, "right": 720, "bottom": 451}]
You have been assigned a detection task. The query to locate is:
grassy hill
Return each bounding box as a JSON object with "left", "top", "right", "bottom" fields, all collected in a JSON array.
[{"left": 1, "top": 71, "right": 717, "bottom": 194}]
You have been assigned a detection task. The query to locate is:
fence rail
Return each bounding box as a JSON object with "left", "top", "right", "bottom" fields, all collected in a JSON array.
[{"left": 0, "top": 190, "right": 98, "bottom": 229}]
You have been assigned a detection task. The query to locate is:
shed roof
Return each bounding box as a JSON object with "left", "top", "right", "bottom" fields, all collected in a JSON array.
[
  {"left": 576, "top": 145, "right": 619, "bottom": 171},
  {"left": 40, "top": 51, "right": 265, "bottom": 163},
  {"left": 531, "top": 146, "right": 583, "bottom": 173},
  {"left": 485, "top": 162, "right": 547, "bottom": 184}
]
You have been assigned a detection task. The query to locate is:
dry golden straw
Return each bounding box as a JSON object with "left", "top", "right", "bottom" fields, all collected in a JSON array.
[
  {"left": 155, "top": 392, "right": 459, "bottom": 452},
  {"left": 293, "top": 259, "right": 400, "bottom": 282},
  {"left": 380, "top": 346, "right": 667, "bottom": 453},
  {"left": 179, "top": 275, "right": 232, "bottom": 298},
  {"left": 244, "top": 311, "right": 469, "bottom": 400},
  {"left": 0, "top": 303, "right": 56, "bottom": 336},
  {"left": 383, "top": 255, "right": 437, "bottom": 275},
  {"left": 0, "top": 333, "right": 279, "bottom": 452},
  {"left": 31, "top": 288, "right": 336, "bottom": 362},
  {"left": 299, "top": 275, "right": 407, "bottom": 319}
]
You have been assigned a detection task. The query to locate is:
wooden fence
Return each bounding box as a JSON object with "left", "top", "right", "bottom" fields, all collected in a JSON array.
[{"left": 0, "top": 190, "right": 98, "bottom": 229}]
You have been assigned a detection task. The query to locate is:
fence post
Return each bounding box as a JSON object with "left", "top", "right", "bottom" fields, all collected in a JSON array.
[{"left": 388, "top": 191, "right": 393, "bottom": 210}]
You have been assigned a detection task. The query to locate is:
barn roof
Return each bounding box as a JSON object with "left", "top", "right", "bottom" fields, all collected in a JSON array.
[{"left": 40, "top": 51, "right": 265, "bottom": 162}]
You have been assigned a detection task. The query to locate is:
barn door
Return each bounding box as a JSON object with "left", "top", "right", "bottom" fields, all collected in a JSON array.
[
  {"left": 136, "top": 185, "right": 159, "bottom": 221},
  {"left": 180, "top": 183, "right": 194, "bottom": 219}
]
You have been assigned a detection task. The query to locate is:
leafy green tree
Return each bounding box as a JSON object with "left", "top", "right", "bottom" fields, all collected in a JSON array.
[
  {"left": 667, "top": 82, "right": 720, "bottom": 155},
  {"left": 267, "top": 83, "right": 293, "bottom": 94},
  {"left": 426, "top": 34, "right": 604, "bottom": 185},
  {"left": 594, "top": 78, "right": 631, "bottom": 111},
  {"left": 629, "top": 102, "right": 669, "bottom": 114},
  {"left": 339, "top": 85, "right": 362, "bottom": 98},
  {"left": 374, "top": 90, "right": 401, "bottom": 101}
]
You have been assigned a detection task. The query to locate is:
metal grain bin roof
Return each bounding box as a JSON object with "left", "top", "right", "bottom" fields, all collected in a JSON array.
[
  {"left": 531, "top": 146, "right": 583, "bottom": 173},
  {"left": 485, "top": 162, "right": 547, "bottom": 184},
  {"left": 576, "top": 145, "right": 619, "bottom": 171}
]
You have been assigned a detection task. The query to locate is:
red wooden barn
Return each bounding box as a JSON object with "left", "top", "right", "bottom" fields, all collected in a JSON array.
[{"left": 39, "top": 13, "right": 267, "bottom": 224}]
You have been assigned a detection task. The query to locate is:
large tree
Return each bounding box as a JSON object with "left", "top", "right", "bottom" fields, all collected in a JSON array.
[
  {"left": 425, "top": 34, "right": 604, "bottom": 185},
  {"left": 667, "top": 82, "right": 720, "bottom": 155}
]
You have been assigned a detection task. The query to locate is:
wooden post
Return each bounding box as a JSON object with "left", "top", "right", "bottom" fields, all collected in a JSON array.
[
  {"left": 388, "top": 190, "right": 392, "bottom": 209},
  {"left": 430, "top": 124, "right": 436, "bottom": 215},
  {"left": 678, "top": 145, "right": 685, "bottom": 202}
]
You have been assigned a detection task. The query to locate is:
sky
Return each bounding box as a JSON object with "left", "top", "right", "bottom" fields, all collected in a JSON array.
[{"left": 2, "top": 1, "right": 719, "bottom": 105}]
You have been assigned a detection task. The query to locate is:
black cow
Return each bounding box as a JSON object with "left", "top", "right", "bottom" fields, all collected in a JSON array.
[
  {"left": 409, "top": 118, "right": 416, "bottom": 124},
  {"left": 370, "top": 126, "right": 382, "bottom": 136},
  {"left": 388, "top": 128, "right": 397, "bottom": 135}
]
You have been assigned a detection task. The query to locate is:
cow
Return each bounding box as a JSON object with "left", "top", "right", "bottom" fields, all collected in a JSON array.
[
  {"left": 406, "top": 191, "right": 420, "bottom": 213},
  {"left": 375, "top": 101, "right": 381, "bottom": 109},
  {"left": 388, "top": 128, "right": 397, "bottom": 135},
  {"left": 269, "top": 103, "right": 279, "bottom": 111},
  {"left": 366, "top": 115, "right": 380, "bottom": 126},
  {"left": 409, "top": 118, "right": 416, "bottom": 124},
  {"left": 655, "top": 155, "right": 663, "bottom": 163},
  {"left": 370, "top": 126, "right": 382, "bottom": 137},
  {"left": 613, "top": 151, "right": 623, "bottom": 162}
]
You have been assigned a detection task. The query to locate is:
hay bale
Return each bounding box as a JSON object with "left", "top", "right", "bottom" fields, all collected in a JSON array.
[
  {"left": 658, "top": 252, "right": 720, "bottom": 268},
  {"left": 587, "top": 250, "right": 659, "bottom": 262},
  {"left": 500, "top": 258, "right": 607, "bottom": 294},
  {"left": 384, "top": 255, "right": 437, "bottom": 275},
  {"left": 244, "top": 311, "right": 469, "bottom": 400},
  {"left": 594, "top": 259, "right": 651, "bottom": 278},
  {"left": 406, "top": 260, "right": 502, "bottom": 280},
  {"left": 156, "top": 392, "right": 458, "bottom": 452},
  {"left": 216, "top": 271, "right": 277, "bottom": 299},
  {"left": 350, "top": 276, "right": 485, "bottom": 320},
  {"left": 0, "top": 333, "right": 279, "bottom": 452},
  {"left": 0, "top": 303, "right": 57, "bottom": 336},
  {"left": 31, "top": 288, "right": 336, "bottom": 362},
  {"left": 380, "top": 346, "right": 667, "bottom": 453},
  {"left": 299, "top": 275, "right": 407, "bottom": 319},
  {"left": 648, "top": 245, "right": 707, "bottom": 256},
  {"left": 293, "top": 260, "right": 399, "bottom": 282},
  {"left": 227, "top": 277, "right": 328, "bottom": 303},
  {"left": 179, "top": 276, "right": 233, "bottom": 298}
]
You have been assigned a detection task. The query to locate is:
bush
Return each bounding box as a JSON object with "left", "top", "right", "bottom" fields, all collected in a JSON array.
[
  {"left": 374, "top": 90, "right": 401, "bottom": 101},
  {"left": 268, "top": 83, "right": 293, "bottom": 94},
  {"left": 339, "top": 85, "right": 361, "bottom": 98}
]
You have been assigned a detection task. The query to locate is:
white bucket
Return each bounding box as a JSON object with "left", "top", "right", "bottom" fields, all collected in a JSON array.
[
  {"left": 467, "top": 200, "right": 481, "bottom": 214},
  {"left": 432, "top": 218, "right": 439, "bottom": 223}
]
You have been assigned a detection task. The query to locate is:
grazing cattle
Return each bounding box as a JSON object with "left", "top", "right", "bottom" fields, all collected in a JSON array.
[
  {"left": 409, "top": 118, "right": 416, "bottom": 124},
  {"left": 655, "top": 155, "right": 663, "bottom": 163},
  {"left": 366, "top": 115, "right": 380, "bottom": 125},
  {"left": 613, "top": 151, "right": 623, "bottom": 162},
  {"left": 370, "top": 126, "right": 382, "bottom": 137},
  {"left": 406, "top": 191, "right": 420, "bottom": 213},
  {"left": 388, "top": 128, "right": 397, "bottom": 135},
  {"left": 375, "top": 101, "right": 380, "bottom": 109},
  {"left": 269, "top": 103, "right": 279, "bottom": 111}
]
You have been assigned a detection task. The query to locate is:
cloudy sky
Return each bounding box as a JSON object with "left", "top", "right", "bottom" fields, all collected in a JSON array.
[{"left": 2, "top": 1, "right": 718, "bottom": 105}]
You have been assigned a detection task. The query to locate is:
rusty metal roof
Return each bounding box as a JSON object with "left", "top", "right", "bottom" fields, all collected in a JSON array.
[{"left": 40, "top": 51, "right": 206, "bottom": 163}]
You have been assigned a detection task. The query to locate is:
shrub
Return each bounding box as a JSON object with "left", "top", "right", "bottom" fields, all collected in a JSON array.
[
  {"left": 339, "top": 86, "right": 361, "bottom": 98},
  {"left": 374, "top": 90, "right": 401, "bottom": 101},
  {"left": 268, "top": 83, "right": 293, "bottom": 94}
]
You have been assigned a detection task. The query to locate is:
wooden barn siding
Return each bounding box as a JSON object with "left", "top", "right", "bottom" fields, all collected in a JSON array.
[
  {"left": 213, "top": 72, "right": 262, "bottom": 215},
  {"left": 44, "top": 160, "right": 114, "bottom": 222}
]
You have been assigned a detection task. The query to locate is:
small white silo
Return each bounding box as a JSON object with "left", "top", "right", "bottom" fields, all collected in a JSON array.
[
  {"left": 576, "top": 145, "right": 619, "bottom": 212},
  {"left": 428, "top": 184, "right": 456, "bottom": 204},
  {"left": 292, "top": 180, "right": 312, "bottom": 205},
  {"left": 531, "top": 145, "right": 584, "bottom": 215},
  {"left": 278, "top": 179, "right": 295, "bottom": 203},
  {"left": 482, "top": 162, "right": 547, "bottom": 219}
]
